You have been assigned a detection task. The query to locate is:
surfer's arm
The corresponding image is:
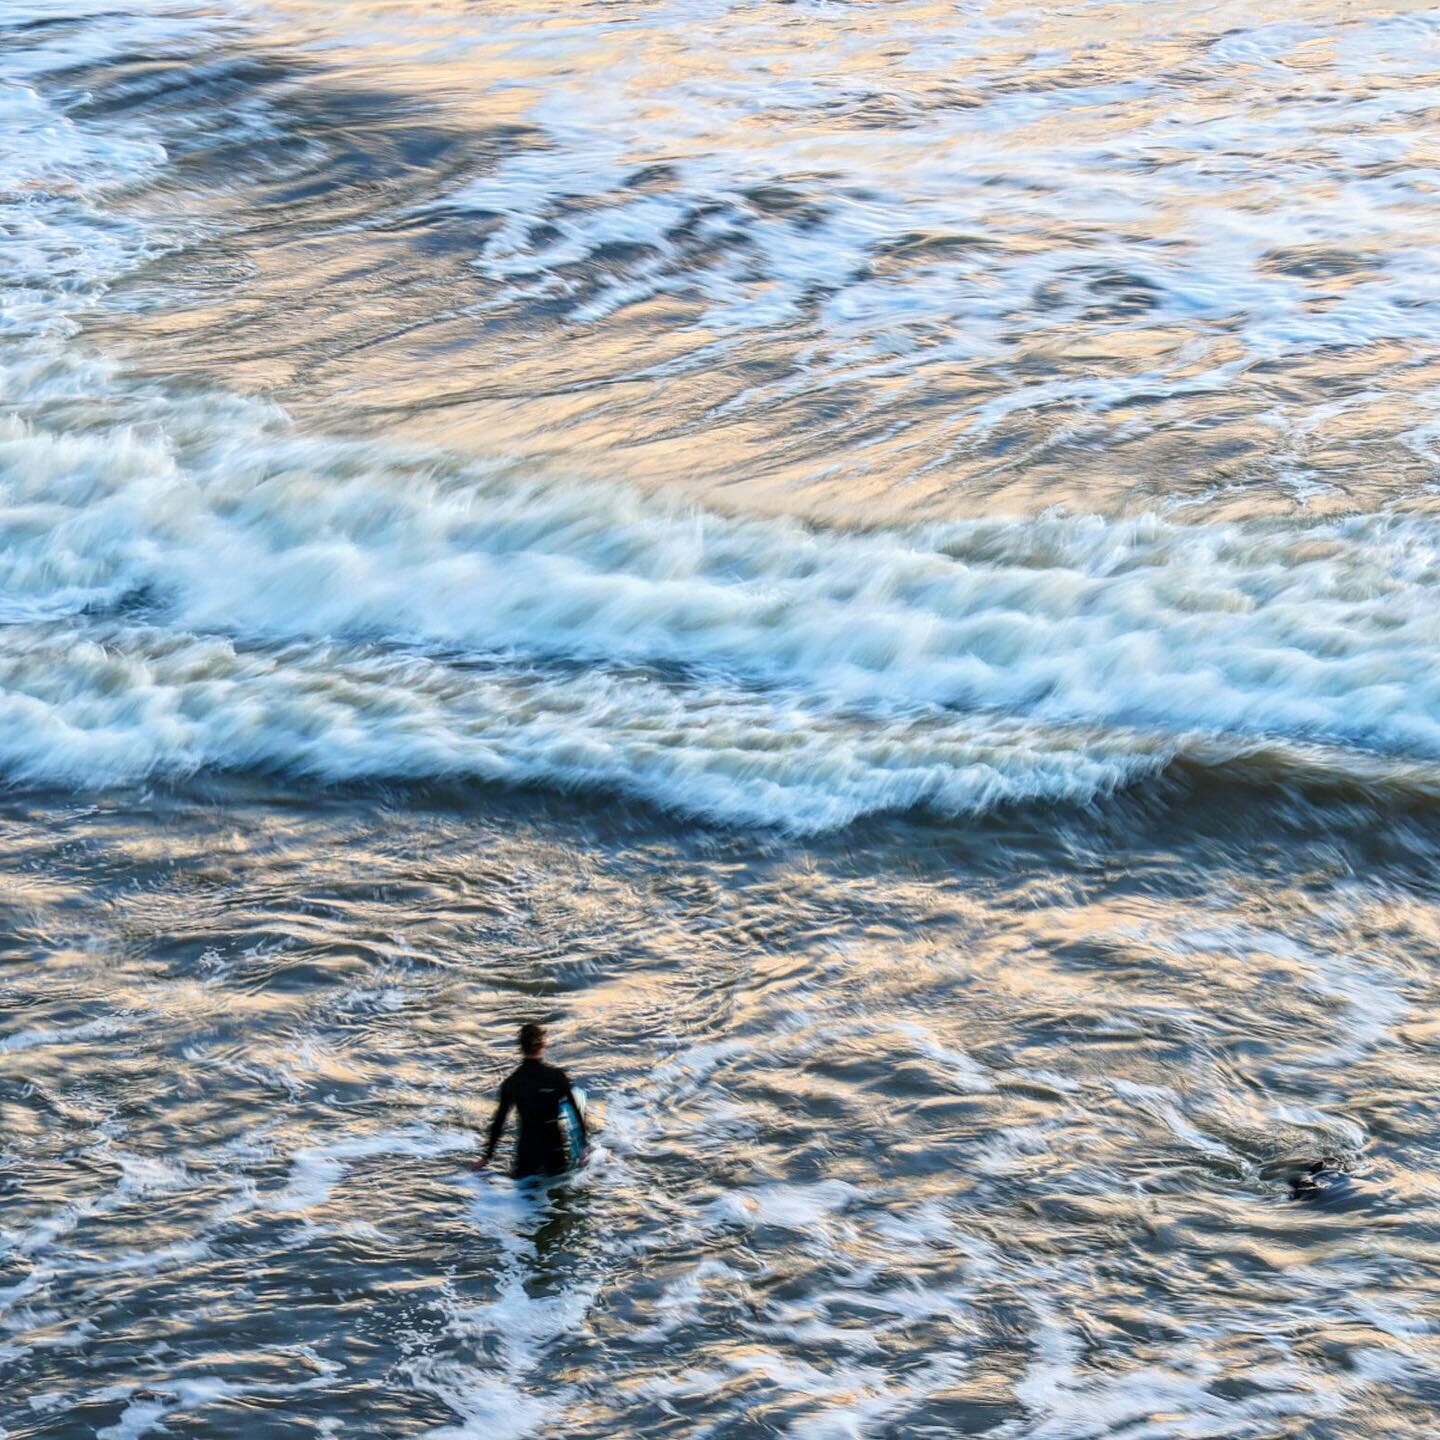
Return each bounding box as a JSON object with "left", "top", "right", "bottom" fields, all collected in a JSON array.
[{"left": 478, "top": 1080, "right": 513, "bottom": 1167}]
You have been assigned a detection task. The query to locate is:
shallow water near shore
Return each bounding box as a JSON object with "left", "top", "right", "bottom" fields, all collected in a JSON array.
[
  {"left": 4, "top": 1, "right": 1440, "bottom": 1436},
  {"left": 4, "top": 781, "right": 1440, "bottom": 1437}
]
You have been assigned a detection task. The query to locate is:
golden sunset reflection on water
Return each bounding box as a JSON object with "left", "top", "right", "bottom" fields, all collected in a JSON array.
[{"left": 5, "top": 1, "right": 1440, "bottom": 1434}]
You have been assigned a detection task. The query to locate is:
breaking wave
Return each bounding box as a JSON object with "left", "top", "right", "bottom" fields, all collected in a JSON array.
[
  {"left": 10, "top": 383, "right": 1440, "bottom": 827},
  {"left": 6, "top": 4, "right": 1440, "bottom": 831}
]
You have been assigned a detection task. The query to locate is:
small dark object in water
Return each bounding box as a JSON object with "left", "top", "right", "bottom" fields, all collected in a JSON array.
[{"left": 1288, "top": 1156, "right": 1352, "bottom": 1202}]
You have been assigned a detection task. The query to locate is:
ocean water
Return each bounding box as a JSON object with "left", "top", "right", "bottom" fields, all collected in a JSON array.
[{"left": 3, "top": 2, "right": 1440, "bottom": 1436}]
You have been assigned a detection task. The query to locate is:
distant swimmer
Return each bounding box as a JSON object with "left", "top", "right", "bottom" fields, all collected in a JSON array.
[
  {"left": 1288, "top": 1157, "right": 1354, "bottom": 1203},
  {"left": 474, "top": 1022, "right": 587, "bottom": 1179}
]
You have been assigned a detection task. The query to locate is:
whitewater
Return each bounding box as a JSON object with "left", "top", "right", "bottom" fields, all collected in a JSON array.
[{"left": 7, "top": 4, "right": 1440, "bottom": 830}]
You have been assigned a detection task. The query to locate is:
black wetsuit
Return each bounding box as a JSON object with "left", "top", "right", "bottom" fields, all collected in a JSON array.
[{"left": 482, "top": 1057, "right": 585, "bottom": 1178}]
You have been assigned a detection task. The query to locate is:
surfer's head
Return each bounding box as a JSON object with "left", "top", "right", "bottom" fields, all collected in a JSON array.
[{"left": 518, "top": 1022, "right": 546, "bottom": 1058}]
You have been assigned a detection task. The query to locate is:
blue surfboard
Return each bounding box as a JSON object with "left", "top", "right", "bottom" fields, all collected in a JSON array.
[{"left": 558, "top": 1085, "right": 587, "bottom": 1169}]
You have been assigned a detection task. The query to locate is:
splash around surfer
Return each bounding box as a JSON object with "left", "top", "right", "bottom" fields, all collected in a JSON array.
[{"left": 473, "top": 1022, "right": 588, "bottom": 1179}]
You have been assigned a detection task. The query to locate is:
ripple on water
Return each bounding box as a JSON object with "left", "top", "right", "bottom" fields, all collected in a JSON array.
[{"left": 2, "top": 790, "right": 1439, "bottom": 1435}]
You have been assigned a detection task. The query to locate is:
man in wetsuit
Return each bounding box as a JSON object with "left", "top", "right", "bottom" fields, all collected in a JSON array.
[{"left": 474, "top": 1023, "right": 586, "bottom": 1178}]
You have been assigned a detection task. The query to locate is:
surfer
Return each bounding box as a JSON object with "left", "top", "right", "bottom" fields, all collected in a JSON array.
[{"left": 474, "top": 1022, "right": 587, "bottom": 1179}]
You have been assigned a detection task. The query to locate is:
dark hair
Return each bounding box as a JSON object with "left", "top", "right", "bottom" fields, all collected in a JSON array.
[{"left": 518, "top": 1022, "right": 546, "bottom": 1056}]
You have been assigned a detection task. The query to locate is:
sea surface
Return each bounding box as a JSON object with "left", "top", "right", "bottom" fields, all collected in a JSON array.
[{"left": 3, "top": 2, "right": 1440, "bottom": 1436}]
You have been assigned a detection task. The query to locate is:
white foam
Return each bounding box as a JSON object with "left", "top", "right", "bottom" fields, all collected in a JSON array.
[
  {"left": 1167, "top": 920, "right": 1412, "bottom": 1068},
  {"left": 632, "top": 1258, "right": 740, "bottom": 1341},
  {"left": 971, "top": 1123, "right": 1061, "bottom": 1179},
  {"left": 97, "top": 1399, "right": 170, "bottom": 1440},
  {"left": 19, "top": 402, "right": 1440, "bottom": 743},
  {"left": 0, "top": 1145, "right": 194, "bottom": 1266},
  {"left": 703, "top": 1179, "right": 863, "bottom": 1240},
  {"left": 0, "top": 1016, "right": 127, "bottom": 1054},
  {"left": 415, "top": 1378, "right": 555, "bottom": 1440},
  {"left": 1109, "top": 1079, "right": 1237, "bottom": 1161},
  {"left": 408, "top": 1182, "right": 605, "bottom": 1437},
  {"left": 1007, "top": 1302, "right": 1342, "bottom": 1439},
  {"left": 91, "top": 1362, "right": 342, "bottom": 1440},
  {"left": 16, "top": 383, "right": 1440, "bottom": 825},
  {"left": 448, "top": 1273, "right": 601, "bottom": 1376},
  {"left": 265, "top": 1127, "right": 472, "bottom": 1212},
  {"left": 0, "top": 3, "right": 221, "bottom": 343},
  {"left": 893, "top": 1022, "right": 995, "bottom": 1093}
]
